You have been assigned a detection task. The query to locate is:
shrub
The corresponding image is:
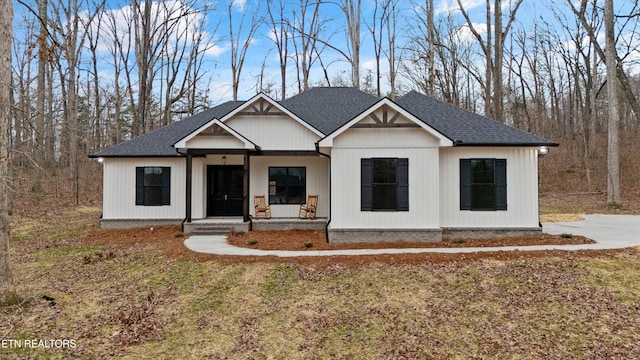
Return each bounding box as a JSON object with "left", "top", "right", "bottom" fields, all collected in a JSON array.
[
  {"left": 452, "top": 238, "right": 465, "bottom": 244},
  {"left": 561, "top": 233, "right": 573, "bottom": 238},
  {"left": 174, "top": 232, "right": 184, "bottom": 238},
  {"left": 246, "top": 240, "right": 258, "bottom": 245},
  {"left": 304, "top": 242, "right": 313, "bottom": 248}
]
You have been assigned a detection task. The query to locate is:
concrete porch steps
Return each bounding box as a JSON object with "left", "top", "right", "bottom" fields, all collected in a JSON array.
[
  {"left": 188, "top": 224, "right": 236, "bottom": 235},
  {"left": 183, "top": 218, "right": 250, "bottom": 235}
]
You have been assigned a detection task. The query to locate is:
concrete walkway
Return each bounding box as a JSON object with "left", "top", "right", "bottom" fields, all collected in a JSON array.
[{"left": 183, "top": 215, "right": 640, "bottom": 257}]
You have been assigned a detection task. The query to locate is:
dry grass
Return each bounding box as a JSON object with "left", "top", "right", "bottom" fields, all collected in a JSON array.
[
  {"left": 539, "top": 213, "right": 585, "bottom": 222},
  {"left": 2, "top": 206, "right": 640, "bottom": 358}
]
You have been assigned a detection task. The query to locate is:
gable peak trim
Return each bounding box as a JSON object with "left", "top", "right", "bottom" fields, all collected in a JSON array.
[
  {"left": 220, "top": 92, "right": 325, "bottom": 137},
  {"left": 318, "top": 97, "right": 453, "bottom": 147}
]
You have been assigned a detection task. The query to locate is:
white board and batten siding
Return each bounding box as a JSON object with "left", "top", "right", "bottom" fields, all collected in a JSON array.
[
  {"left": 102, "top": 158, "right": 186, "bottom": 220},
  {"left": 225, "top": 114, "right": 320, "bottom": 151},
  {"left": 329, "top": 127, "right": 441, "bottom": 230},
  {"left": 439, "top": 147, "right": 540, "bottom": 228},
  {"left": 250, "top": 156, "right": 329, "bottom": 218}
]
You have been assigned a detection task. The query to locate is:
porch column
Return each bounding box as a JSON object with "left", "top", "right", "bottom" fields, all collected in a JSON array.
[
  {"left": 243, "top": 151, "right": 250, "bottom": 222},
  {"left": 186, "top": 152, "right": 192, "bottom": 222}
]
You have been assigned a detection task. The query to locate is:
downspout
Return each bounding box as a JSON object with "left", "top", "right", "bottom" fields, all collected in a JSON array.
[{"left": 315, "top": 143, "right": 331, "bottom": 243}]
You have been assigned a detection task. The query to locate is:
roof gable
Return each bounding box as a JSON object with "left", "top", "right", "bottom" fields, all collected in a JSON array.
[
  {"left": 174, "top": 118, "right": 257, "bottom": 150},
  {"left": 318, "top": 98, "right": 453, "bottom": 147},
  {"left": 220, "top": 93, "right": 324, "bottom": 137}
]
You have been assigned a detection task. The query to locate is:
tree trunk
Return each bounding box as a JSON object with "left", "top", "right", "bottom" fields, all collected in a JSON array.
[
  {"left": 0, "top": 0, "right": 12, "bottom": 288},
  {"left": 426, "top": 0, "right": 435, "bottom": 96},
  {"left": 493, "top": 0, "right": 503, "bottom": 122},
  {"left": 605, "top": 0, "right": 621, "bottom": 205},
  {"left": 35, "top": 0, "right": 48, "bottom": 186}
]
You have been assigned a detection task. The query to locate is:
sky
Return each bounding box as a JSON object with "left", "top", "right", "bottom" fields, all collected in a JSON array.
[{"left": 11, "top": 0, "right": 640, "bottom": 106}]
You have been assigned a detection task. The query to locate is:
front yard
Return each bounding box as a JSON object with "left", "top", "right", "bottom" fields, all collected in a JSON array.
[{"left": 2, "top": 206, "right": 640, "bottom": 358}]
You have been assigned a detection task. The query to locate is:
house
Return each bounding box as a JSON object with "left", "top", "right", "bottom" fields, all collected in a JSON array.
[{"left": 90, "top": 87, "right": 557, "bottom": 243}]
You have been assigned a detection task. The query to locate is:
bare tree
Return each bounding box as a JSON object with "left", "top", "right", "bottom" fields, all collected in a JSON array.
[
  {"left": 337, "top": 0, "right": 361, "bottom": 88},
  {"left": 423, "top": 0, "right": 435, "bottom": 96},
  {"left": 226, "top": 0, "right": 262, "bottom": 101},
  {"left": 366, "top": 0, "right": 400, "bottom": 98},
  {"left": 158, "top": 1, "right": 213, "bottom": 125},
  {"left": 605, "top": 0, "right": 621, "bottom": 205},
  {"left": 266, "top": 0, "right": 289, "bottom": 100},
  {"left": 383, "top": 0, "right": 400, "bottom": 99},
  {"left": 11, "top": 16, "right": 37, "bottom": 165},
  {"left": 290, "top": 0, "right": 326, "bottom": 92},
  {"left": 36, "top": 0, "right": 49, "bottom": 168},
  {"left": 0, "top": 0, "right": 12, "bottom": 288},
  {"left": 366, "top": 0, "right": 385, "bottom": 97},
  {"left": 130, "top": 0, "right": 159, "bottom": 134},
  {"left": 85, "top": 3, "right": 105, "bottom": 151},
  {"left": 568, "top": 0, "right": 640, "bottom": 122},
  {"left": 455, "top": 0, "right": 524, "bottom": 122},
  {"left": 104, "top": 8, "right": 132, "bottom": 145}
]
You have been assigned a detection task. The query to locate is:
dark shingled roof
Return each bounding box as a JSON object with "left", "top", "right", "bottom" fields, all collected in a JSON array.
[
  {"left": 90, "top": 87, "right": 556, "bottom": 158},
  {"left": 91, "top": 101, "right": 244, "bottom": 157},
  {"left": 396, "top": 91, "right": 557, "bottom": 146},
  {"left": 280, "top": 87, "right": 380, "bottom": 134}
]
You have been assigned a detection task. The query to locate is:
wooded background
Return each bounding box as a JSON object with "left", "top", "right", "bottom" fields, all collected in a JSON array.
[{"left": 7, "top": 0, "right": 640, "bottom": 209}]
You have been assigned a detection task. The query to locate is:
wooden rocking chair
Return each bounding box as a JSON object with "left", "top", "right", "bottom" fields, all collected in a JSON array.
[
  {"left": 254, "top": 195, "right": 271, "bottom": 219},
  {"left": 299, "top": 195, "right": 318, "bottom": 219}
]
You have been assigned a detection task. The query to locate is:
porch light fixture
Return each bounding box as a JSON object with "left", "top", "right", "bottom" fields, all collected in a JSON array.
[
  {"left": 221, "top": 155, "right": 227, "bottom": 165},
  {"left": 97, "top": 157, "right": 104, "bottom": 164},
  {"left": 538, "top": 146, "right": 549, "bottom": 156}
]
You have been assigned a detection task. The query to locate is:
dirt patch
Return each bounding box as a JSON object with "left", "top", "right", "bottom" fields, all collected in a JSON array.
[
  {"left": 228, "top": 230, "right": 593, "bottom": 250},
  {"left": 540, "top": 213, "right": 585, "bottom": 222},
  {"left": 78, "top": 226, "right": 619, "bottom": 269}
]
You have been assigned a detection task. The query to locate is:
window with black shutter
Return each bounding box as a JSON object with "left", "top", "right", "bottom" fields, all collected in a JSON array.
[
  {"left": 361, "top": 158, "right": 408, "bottom": 211},
  {"left": 459, "top": 158, "right": 506, "bottom": 211},
  {"left": 136, "top": 167, "right": 171, "bottom": 206}
]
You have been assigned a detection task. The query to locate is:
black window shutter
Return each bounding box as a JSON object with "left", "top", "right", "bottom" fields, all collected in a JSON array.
[
  {"left": 161, "top": 167, "right": 171, "bottom": 205},
  {"left": 495, "top": 159, "right": 507, "bottom": 210},
  {"left": 361, "top": 159, "right": 372, "bottom": 211},
  {"left": 397, "top": 158, "right": 409, "bottom": 211},
  {"left": 136, "top": 167, "right": 145, "bottom": 205},
  {"left": 460, "top": 159, "right": 471, "bottom": 210}
]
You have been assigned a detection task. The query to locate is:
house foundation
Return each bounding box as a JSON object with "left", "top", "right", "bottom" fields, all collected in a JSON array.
[
  {"left": 328, "top": 228, "right": 443, "bottom": 243},
  {"left": 100, "top": 219, "right": 183, "bottom": 229},
  {"left": 441, "top": 227, "right": 542, "bottom": 240}
]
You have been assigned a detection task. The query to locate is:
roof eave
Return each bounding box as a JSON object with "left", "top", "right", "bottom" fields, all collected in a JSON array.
[
  {"left": 453, "top": 141, "right": 560, "bottom": 147},
  {"left": 88, "top": 154, "right": 184, "bottom": 158}
]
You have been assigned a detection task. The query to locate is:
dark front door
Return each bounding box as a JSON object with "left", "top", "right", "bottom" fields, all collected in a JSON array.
[{"left": 207, "top": 165, "right": 244, "bottom": 216}]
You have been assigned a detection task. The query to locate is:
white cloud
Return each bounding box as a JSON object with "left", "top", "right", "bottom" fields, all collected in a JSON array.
[
  {"left": 436, "top": 0, "right": 485, "bottom": 15},
  {"left": 205, "top": 44, "right": 227, "bottom": 57},
  {"left": 232, "top": 0, "right": 247, "bottom": 12},
  {"left": 454, "top": 22, "right": 488, "bottom": 43},
  {"left": 362, "top": 59, "right": 377, "bottom": 71}
]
